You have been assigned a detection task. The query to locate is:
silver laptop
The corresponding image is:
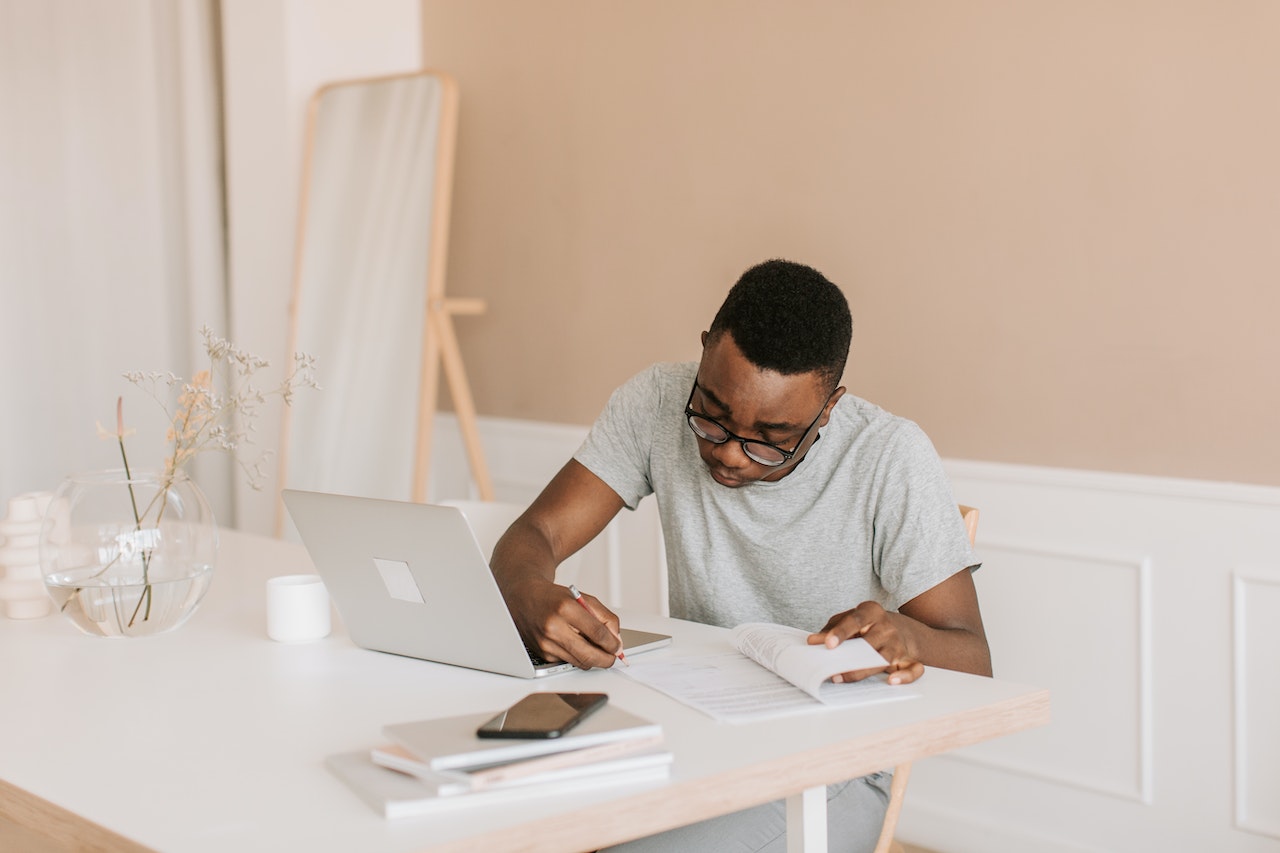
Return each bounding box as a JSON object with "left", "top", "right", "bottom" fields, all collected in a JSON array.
[{"left": 281, "top": 489, "right": 671, "bottom": 678}]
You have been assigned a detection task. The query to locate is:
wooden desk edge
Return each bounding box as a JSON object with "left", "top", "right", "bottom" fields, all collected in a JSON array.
[{"left": 0, "top": 777, "right": 158, "bottom": 853}]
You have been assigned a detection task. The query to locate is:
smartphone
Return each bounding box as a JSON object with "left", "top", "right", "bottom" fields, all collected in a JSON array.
[{"left": 475, "top": 692, "right": 608, "bottom": 739}]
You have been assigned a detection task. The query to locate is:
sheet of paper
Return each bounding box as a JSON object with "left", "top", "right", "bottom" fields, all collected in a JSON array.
[{"left": 620, "top": 646, "right": 916, "bottom": 723}]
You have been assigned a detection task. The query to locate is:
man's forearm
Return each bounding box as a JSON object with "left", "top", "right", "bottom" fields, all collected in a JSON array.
[
  {"left": 489, "top": 521, "right": 558, "bottom": 598},
  {"left": 899, "top": 615, "right": 993, "bottom": 677}
]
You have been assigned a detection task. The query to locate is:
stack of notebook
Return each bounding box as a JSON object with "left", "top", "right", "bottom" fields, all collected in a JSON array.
[{"left": 326, "top": 704, "right": 671, "bottom": 818}]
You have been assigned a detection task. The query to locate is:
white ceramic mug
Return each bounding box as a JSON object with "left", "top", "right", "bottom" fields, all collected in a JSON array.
[{"left": 266, "top": 574, "right": 331, "bottom": 643}]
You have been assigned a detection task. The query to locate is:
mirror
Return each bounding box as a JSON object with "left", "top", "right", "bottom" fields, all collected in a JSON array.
[{"left": 276, "top": 70, "right": 493, "bottom": 536}]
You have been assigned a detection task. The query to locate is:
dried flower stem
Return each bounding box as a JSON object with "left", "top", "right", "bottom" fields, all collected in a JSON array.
[{"left": 114, "top": 396, "right": 155, "bottom": 625}]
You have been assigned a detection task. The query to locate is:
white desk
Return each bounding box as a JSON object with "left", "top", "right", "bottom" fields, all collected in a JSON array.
[{"left": 0, "top": 531, "right": 1049, "bottom": 853}]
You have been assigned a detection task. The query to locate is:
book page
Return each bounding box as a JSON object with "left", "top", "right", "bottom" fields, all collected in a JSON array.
[
  {"left": 620, "top": 648, "right": 828, "bottom": 722},
  {"left": 730, "top": 623, "right": 890, "bottom": 700},
  {"left": 620, "top": 629, "right": 917, "bottom": 723}
]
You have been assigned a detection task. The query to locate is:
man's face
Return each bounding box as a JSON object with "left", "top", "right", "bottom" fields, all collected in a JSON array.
[{"left": 688, "top": 332, "right": 844, "bottom": 488}]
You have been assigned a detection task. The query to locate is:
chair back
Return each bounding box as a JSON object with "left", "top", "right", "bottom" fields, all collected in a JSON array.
[
  {"left": 438, "top": 499, "right": 588, "bottom": 589},
  {"left": 959, "top": 504, "right": 979, "bottom": 546}
]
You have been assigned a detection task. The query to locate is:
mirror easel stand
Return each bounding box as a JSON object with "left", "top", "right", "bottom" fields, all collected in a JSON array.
[
  {"left": 413, "top": 295, "right": 494, "bottom": 503},
  {"left": 410, "top": 71, "right": 493, "bottom": 505}
]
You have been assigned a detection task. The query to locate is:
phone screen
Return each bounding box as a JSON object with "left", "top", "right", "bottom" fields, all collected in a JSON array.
[{"left": 476, "top": 692, "right": 608, "bottom": 739}]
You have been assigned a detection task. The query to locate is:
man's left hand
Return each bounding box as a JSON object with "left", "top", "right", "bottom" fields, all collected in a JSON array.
[{"left": 807, "top": 601, "right": 925, "bottom": 685}]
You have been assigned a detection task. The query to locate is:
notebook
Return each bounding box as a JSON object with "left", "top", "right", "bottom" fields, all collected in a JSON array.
[
  {"left": 379, "top": 704, "right": 664, "bottom": 772},
  {"left": 281, "top": 489, "right": 671, "bottom": 678}
]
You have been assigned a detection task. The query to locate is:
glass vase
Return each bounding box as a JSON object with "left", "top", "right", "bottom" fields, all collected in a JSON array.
[{"left": 38, "top": 469, "right": 218, "bottom": 638}]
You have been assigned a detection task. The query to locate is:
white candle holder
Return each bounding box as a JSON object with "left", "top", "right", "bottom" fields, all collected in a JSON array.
[{"left": 0, "top": 492, "right": 55, "bottom": 619}]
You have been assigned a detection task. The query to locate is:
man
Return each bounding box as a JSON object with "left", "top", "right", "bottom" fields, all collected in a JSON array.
[{"left": 490, "top": 259, "right": 990, "bottom": 852}]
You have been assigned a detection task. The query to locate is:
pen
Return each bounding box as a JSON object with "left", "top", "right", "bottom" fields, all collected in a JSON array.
[{"left": 568, "top": 584, "right": 628, "bottom": 667}]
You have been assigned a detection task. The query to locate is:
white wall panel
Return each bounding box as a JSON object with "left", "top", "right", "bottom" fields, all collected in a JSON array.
[
  {"left": 961, "top": 542, "right": 1151, "bottom": 802},
  {"left": 1233, "top": 568, "right": 1280, "bottom": 839}
]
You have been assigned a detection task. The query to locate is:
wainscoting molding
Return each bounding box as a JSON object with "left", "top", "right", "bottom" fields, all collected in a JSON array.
[
  {"left": 954, "top": 540, "right": 1153, "bottom": 804},
  {"left": 428, "top": 415, "right": 1280, "bottom": 852},
  {"left": 1233, "top": 568, "right": 1280, "bottom": 840}
]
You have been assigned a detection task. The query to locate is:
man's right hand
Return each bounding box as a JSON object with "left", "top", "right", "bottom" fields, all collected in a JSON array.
[
  {"left": 505, "top": 577, "right": 624, "bottom": 670},
  {"left": 489, "top": 460, "right": 629, "bottom": 670}
]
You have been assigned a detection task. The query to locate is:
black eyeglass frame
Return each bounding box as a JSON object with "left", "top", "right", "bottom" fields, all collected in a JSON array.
[{"left": 684, "top": 379, "right": 833, "bottom": 467}]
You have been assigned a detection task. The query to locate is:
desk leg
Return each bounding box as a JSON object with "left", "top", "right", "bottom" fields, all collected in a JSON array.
[{"left": 786, "top": 784, "right": 827, "bottom": 853}]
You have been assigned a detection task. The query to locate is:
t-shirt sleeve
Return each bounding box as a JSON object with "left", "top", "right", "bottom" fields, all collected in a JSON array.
[
  {"left": 872, "top": 420, "right": 981, "bottom": 610},
  {"left": 572, "top": 366, "right": 663, "bottom": 510}
]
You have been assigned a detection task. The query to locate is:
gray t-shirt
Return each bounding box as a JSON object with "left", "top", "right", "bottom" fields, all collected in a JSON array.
[{"left": 574, "top": 362, "right": 979, "bottom": 630}]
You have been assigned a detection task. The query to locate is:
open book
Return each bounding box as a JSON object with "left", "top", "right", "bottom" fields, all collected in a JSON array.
[{"left": 620, "top": 622, "right": 919, "bottom": 723}]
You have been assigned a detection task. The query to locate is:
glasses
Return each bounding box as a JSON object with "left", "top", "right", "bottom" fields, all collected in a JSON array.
[{"left": 684, "top": 380, "right": 831, "bottom": 467}]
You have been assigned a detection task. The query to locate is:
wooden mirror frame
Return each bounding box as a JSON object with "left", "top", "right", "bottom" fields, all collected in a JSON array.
[{"left": 275, "top": 69, "right": 493, "bottom": 536}]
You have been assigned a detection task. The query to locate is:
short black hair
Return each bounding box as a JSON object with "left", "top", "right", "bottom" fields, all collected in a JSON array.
[{"left": 707, "top": 259, "right": 852, "bottom": 391}]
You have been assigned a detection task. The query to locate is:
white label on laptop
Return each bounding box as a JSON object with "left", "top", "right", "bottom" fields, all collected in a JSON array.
[{"left": 373, "top": 558, "right": 425, "bottom": 604}]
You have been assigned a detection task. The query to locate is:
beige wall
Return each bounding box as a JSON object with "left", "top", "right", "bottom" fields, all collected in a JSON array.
[{"left": 422, "top": 1, "right": 1280, "bottom": 487}]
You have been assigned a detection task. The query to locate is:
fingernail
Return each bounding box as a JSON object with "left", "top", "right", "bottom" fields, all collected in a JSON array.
[{"left": 832, "top": 674, "right": 844, "bottom": 683}]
